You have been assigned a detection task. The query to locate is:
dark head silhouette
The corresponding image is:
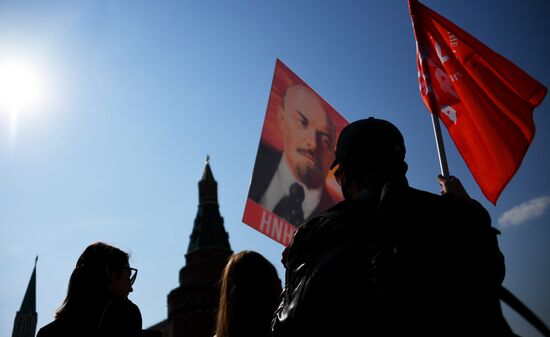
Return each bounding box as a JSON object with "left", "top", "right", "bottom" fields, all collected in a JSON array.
[
  {"left": 216, "top": 250, "right": 282, "bottom": 337},
  {"left": 56, "top": 242, "right": 132, "bottom": 321},
  {"left": 331, "top": 117, "right": 408, "bottom": 200}
]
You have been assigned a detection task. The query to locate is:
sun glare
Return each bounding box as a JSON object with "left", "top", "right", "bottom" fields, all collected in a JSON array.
[
  {"left": 0, "top": 59, "right": 45, "bottom": 112},
  {"left": 0, "top": 56, "right": 49, "bottom": 144}
]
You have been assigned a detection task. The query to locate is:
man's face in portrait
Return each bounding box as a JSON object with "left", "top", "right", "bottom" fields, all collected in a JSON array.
[{"left": 278, "top": 85, "right": 335, "bottom": 189}]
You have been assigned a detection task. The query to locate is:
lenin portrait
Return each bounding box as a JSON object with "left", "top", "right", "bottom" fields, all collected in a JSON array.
[{"left": 246, "top": 59, "right": 346, "bottom": 230}]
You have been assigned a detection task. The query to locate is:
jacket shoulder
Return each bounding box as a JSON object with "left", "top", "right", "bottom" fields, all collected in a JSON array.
[
  {"left": 97, "top": 299, "right": 142, "bottom": 337},
  {"left": 287, "top": 199, "right": 376, "bottom": 263},
  {"left": 37, "top": 319, "right": 67, "bottom": 337},
  {"left": 406, "top": 187, "right": 491, "bottom": 224}
]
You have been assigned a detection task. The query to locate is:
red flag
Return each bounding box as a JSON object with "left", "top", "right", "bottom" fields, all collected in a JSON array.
[{"left": 408, "top": 0, "right": 547, "bottom": 204}]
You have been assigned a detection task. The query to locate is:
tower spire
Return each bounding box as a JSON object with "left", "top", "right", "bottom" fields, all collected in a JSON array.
[
  {"left": 12, "top": 257, "right": 38, "bottom": 337},
  {"left": 187, "top": 156, "right": 231, "bottom": 253},
  {"left": 166, "top": 156, "right": 233, "bottom": 337},
  {"left": 19, "top": 256, "right": 37, "bottom": 313},
  {"left": 200, "top": 155, "right": 216, "bottom": 201}
]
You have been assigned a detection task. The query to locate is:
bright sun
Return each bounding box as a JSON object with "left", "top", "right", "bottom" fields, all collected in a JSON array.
[
  {"left": 0, "top": 57, "right": 47, "bottom": 143},
  {"left": 0, "top": 59, "right": 44, "bottom": 112}
]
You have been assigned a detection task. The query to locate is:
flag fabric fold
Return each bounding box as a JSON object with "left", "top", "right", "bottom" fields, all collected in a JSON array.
[{"left": 408, "top": 0, "right": 547, "bottom": 204}]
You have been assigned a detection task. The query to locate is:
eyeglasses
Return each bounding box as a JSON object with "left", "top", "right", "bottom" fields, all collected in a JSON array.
[
  {"left": 130, "top": 268, "right": 138, "bottom": 285},
  {"left": 122, "top": 267, "right": 138, "bottom": 285},
  {"left": 334, "top": 166, "right": 344, "bottom": 186}
]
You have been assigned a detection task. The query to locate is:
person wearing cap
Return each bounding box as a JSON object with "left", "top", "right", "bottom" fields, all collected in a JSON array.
[
  {"left": 248, "top": 84, "right": 337, "bottom": 226},
  {"left": 273, "top": 118, "right": 512, "bottom": 337}
]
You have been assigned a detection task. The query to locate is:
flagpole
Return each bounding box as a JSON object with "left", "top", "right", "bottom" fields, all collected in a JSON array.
[
  {"left": 410, "top": 0, "right": 450, "bottom": 178},
  {"left": 418, "top": 42, "right": 451, "bottom": 178},
  {"left": 430, "top": 113, "right": 450, "bottom": 177}
]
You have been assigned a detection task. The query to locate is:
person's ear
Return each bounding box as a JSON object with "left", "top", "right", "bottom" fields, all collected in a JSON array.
[{"left": 105, "top": 266, "right": 116, "bottom": 281}]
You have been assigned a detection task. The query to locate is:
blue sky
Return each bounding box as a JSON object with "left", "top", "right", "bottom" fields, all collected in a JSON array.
[{"left": 1, "top": 1, "right": 548, "bottom": 336}]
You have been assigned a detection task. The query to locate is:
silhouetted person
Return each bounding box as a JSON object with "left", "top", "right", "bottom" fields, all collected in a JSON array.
[
  {"left": 37, "top": 242, "right": 142, "bottom": 337},
  {"left": 273, "top": 117, "right": 515, "bottom": 337},
  {"left": 215, "top": 251, "right": 282, "bottom": 337}
]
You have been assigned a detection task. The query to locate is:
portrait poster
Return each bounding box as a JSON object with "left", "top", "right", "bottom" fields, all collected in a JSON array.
[{"left": 243, "top": 59, "right": 348, "bottom": 246}]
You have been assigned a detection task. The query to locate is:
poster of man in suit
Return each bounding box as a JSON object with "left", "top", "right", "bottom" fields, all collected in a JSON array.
[{"left": 243, "top": 59, "right": 347, "bottom": 246}]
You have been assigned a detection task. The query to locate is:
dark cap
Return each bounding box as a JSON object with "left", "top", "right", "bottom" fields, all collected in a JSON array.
[{"left": 330, "top": 117, "right": 406, "bottom": 170}]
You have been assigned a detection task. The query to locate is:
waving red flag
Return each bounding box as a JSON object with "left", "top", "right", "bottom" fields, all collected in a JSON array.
[{"left": 408, "top": 0, "right": 547, "bottom": 204}]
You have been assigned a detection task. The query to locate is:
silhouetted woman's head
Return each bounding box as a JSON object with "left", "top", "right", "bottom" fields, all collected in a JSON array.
[
  {"left": 216, "top": 250, "right": 282, "bottom": 337},
  {"left": 56, "top": 242, "right": 134, "bottom": 320}
]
